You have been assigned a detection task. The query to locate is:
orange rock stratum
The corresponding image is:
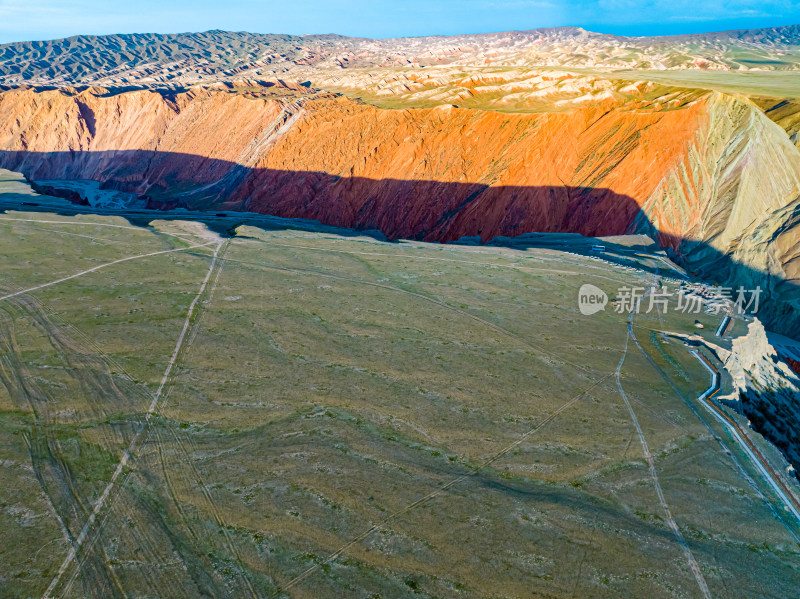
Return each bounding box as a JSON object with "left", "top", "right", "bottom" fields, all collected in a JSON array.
[
  {"left": 1, "top": 83, "right": 800, "bottom": 332},
  {"left": 0, "top": 86, "right": 739, "bottom": 240}
]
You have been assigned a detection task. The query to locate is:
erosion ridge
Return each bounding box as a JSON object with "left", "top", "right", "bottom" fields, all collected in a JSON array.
[
  {"left": 0, "top": 82, "right": 718, "bottom": 246},
  {"left": 684, "top": 319, "right": 800, "bottom": 476}
]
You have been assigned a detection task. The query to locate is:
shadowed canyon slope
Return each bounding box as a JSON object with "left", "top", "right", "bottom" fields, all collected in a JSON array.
[{"left": 2, "top": 83, "right": 800, "bottom": 334}]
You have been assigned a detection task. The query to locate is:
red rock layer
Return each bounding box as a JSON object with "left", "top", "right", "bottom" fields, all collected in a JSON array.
[{"left": 0, "top": 86, "right": 708, "bottom": 242}]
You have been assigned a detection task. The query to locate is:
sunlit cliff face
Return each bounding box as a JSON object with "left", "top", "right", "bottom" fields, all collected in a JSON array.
[{"left": 2, "top": 71, "right": 800, "bottom": 334}]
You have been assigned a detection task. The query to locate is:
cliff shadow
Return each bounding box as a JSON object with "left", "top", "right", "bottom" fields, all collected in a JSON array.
[
  {"left": 0, "top": 148, "right": 798, "bottom": 336},
  {"left": 1, "top": 148, "right": 800, "bottom": 479}
]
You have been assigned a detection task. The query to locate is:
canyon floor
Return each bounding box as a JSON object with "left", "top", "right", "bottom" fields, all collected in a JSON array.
[{"left": 1, "top": 174, "right": 799, "bottom": 598}]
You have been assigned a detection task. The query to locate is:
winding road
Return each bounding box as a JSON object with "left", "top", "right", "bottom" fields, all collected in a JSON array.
[{"left": 688, "top": 348, "right": 800, "bottom": 523}]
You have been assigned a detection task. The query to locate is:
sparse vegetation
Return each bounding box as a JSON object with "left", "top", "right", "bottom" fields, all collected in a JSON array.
[{"left": 0, "top": 199, "right": 797, "bottom": 597}]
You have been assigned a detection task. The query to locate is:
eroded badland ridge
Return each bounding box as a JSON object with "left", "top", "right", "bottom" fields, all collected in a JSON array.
[{"left": 2, "top": 76, "right": 800, "bottom": 335}]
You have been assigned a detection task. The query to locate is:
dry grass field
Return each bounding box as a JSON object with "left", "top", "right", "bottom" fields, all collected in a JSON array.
[{"left": 0, "top": 193, "right": 798, "bottom": 598}]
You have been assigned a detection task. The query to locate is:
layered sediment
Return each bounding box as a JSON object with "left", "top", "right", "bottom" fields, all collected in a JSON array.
[{"left": 1, "top": 82, "right": 799, "bottom": 334}]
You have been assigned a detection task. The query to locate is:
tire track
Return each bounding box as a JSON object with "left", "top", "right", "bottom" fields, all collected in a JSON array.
[
  {"left": 215, "top": 253, "right": 601, "bottom": 379},
  {"left": 145, "top": 238, "right": 261, "bottom": 598},
  {"left": 617, "top": 309, "right": 712, "bottom": 599},
  {"left": 43, "top": 240, "right": 224, "bottom": 599},
  {"left": 0, "top": 303, "right": 122, "bottom": 596},
  {"left": 0, "top": 240, "right": 217, "bottom": 303},
  {"left": 54, "top": 238, "right": 256, "bottom": 599}
]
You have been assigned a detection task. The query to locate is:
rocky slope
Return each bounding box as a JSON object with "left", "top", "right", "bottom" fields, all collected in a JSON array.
[
  {"left": 755, "top": 98, "right": 800, "bottom": 148},
  {"left": 722, "top": 320, "right": 800, "bottom": 475},
  {"left": 1, "top": 81, "right": 799, "bottom": 336},
  {"left": 0, "top": 82, "right": 709, "bottom": 240},
  {"left": 1, "top": 26, "right": 799, "bottom": 88}
]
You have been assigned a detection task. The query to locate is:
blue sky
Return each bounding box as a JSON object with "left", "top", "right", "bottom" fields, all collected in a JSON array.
[{"left": 2, "top": 0, "right": 798, "bottom": 43}]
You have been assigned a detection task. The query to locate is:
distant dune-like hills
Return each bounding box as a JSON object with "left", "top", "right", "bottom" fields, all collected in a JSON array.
[{"left": 1, "top": 25, "right": 800, "bottom": 87}]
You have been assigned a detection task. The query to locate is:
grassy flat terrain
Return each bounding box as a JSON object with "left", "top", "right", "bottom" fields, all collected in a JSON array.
[
  {"left": 595, "top": 69, "right": 800, "bottom": 99},
  {"left": 312, "top": 66, "right": 800, "bottom": 115},
  {"left": 0, "top": 191, "right": 799, "bottom": 597}
]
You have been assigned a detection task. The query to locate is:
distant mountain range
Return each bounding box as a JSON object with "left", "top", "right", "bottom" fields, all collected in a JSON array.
[{"left": 1, "top": 25, "right": 799, "bottom": 87}]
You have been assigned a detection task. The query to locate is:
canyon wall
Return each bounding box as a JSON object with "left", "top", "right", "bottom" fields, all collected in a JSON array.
[
  {"left": 0, "top": 85, "right": 713, "bottom": 241},
  {"left": 1, "top": 84, "right": 800, "bottom": 334}
]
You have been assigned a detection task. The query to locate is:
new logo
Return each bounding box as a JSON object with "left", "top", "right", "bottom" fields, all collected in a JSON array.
[{"left": 578, "top": 284, "right": 608, "bottom": 315}]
